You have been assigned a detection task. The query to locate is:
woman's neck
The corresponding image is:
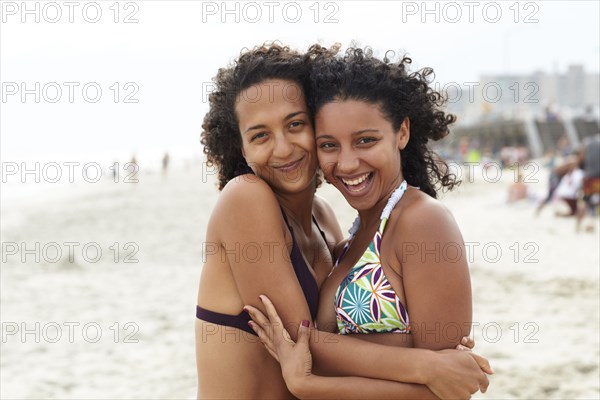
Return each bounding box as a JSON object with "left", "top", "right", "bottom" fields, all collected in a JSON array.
[
  {"left": 274, "top": 180, "right": 316, "bottom": 236},
  {"left": 356, "top": 175, "right": 405, "bottom": 234}
]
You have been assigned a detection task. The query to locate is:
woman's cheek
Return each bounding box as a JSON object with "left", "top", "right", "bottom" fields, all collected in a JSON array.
[
  {"left": 302, "top": 131, "right": 316, "bottom": 149},
  {"left": 317, "top": 154, "right": 335, "bottom": 180}
]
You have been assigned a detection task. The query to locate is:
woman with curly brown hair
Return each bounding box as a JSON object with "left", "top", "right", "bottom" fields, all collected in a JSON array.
[{"left": 197, "top": 43, "right": 491, "bottom": 399}]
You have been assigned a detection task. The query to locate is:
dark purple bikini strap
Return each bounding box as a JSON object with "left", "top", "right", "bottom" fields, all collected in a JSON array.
[{"left": 196, "top": 305, "right": 255, "bottom": 336}]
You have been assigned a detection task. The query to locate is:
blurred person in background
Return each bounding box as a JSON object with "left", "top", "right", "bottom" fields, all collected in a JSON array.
[
  {"left": 553, "top": 155, "right": 584, "bottom": 217},
  {"left": 576, "top": 133, "right": 600, "bottom": 232},
  {"left": 536, "top": 147, "right": 576, "bottom": 216},
  {"left": 162, "top": 152, "right": 170, "bottom": 178},
  {"left": 508, "top": 171, "right": 529, "bottom": 203}
]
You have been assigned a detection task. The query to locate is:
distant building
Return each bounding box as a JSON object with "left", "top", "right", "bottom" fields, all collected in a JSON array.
[
  {"left": 438, "top": 66, "right": 599, "bottom": 159},
  {"left": 444, "top": 65, "right": 599, "bottom": 124}
]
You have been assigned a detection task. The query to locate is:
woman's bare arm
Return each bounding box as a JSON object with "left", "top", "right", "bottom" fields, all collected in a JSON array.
[
  {"left": 396, "top": 199, "right": 472, "bottom": 350},
  {"left": 247, "top": 295, "right": 487, "bottom": 399},
  {"left": 292, "top": 376, "right": 438, "bottom": 400}
]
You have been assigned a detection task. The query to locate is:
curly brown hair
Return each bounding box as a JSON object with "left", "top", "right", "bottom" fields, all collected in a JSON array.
[
  {"left": 306, "top": 45, "right": 459, "bottom": 197},
  {"left": 200, "top": 43, "right": 311, "bottom": 191}
]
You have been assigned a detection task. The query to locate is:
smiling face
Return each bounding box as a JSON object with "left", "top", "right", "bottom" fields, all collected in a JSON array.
[
  {"left": 235, "top": 79, "right": 317, "bottom": 194},
  {"left": 315, "top": 99, "right": 410, "bottom": 211}
]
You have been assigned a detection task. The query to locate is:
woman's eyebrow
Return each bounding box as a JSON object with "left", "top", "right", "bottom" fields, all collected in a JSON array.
[
  {"left": 353, "top": 129, "right": 380, "bottom": 135},
  {"left": 284, "top": 111, "right": 308, "bottom": 121},
  {"left": 316, "top": 129, "right": 380, "bottom": 140},
  {"left": 244, "top": 111, "right": 308, "bottom": 135},
  {"left": 244, "top": 124, "right": 267, "bottom": 135}
]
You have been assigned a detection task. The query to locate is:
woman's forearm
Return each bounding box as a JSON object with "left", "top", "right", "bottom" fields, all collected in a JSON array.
[
  {"left": 309, "top": 329, "right": 434, "bottom": 384},
  {"left": 290, "top": 374, "right": 438, "bottom": 400}
]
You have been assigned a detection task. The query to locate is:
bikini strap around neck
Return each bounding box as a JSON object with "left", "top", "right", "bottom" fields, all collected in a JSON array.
[{"left": 347, "top": 180, "right": 408, "bottom": 238}]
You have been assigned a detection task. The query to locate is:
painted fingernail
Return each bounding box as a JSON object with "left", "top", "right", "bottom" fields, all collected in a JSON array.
[
  {"left": 461, "top": 337, "right": 467, "bottom": 345},
  {"left": 301, "top": 320, "right": 310, "bottom": 328},
  {"left": 242, "top": 307, "right": 249, "bottom": 313},
  {"left": 248, "top": 321, "right": 254, "bottom": 328}
]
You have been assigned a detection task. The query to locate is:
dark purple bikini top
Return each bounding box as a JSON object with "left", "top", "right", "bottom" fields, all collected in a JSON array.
[{"left": 196, "top": 207, "right": 325, "bottom": 335}]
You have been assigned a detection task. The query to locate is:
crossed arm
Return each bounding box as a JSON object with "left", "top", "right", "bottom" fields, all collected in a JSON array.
[{"left": 247, "top": 295, "right": 487, "bottom": 399}]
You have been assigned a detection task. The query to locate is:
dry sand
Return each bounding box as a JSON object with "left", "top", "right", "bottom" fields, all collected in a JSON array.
[{"left": 1, "top": 163, "right": 598, "bottom": 399}]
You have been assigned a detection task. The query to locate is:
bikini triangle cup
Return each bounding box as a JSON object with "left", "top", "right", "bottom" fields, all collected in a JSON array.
[{"left": 334, "top": 179, "right": 415, "bottom": 334}]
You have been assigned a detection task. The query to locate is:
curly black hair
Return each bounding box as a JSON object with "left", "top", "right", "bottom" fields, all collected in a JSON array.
[
  {"left": 201, "top": 43, "right": 311, "bottom": 191},
  {"left": 306, "top": 45, "right": 459, "bottom": 197}
]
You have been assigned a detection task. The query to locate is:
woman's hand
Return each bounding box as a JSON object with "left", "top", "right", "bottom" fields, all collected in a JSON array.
[
  {"left": 245, "top": 295, "right": 313, "bottom": 393},
  {"left": 456, "top": 336, "right": 475, "bottom": 351},
  {"left": 423, "top": 348, "right": 493, "bottom": 399}
]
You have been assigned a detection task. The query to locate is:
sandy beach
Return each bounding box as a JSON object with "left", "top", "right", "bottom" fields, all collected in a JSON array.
[{"left": 1, "top": 161, "right": 599, "bottom": 399}]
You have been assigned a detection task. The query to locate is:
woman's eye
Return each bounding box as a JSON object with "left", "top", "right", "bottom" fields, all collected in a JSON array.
[
  {"left": 251, "top": 132, "right": 268, "bottom": 142},
  {"left": 318, "top": 142, "right": 336, "bottom": 149},
  {"left": 357, "top": 137, "right": 377, "bottom": 145},
  {"left": 289, "top": 121, "right": 304, "bottom": 129}
]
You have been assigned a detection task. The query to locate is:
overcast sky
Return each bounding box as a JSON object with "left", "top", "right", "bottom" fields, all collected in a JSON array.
[{"left": 2, "top": 0, "right": 599, "bottom": 162}]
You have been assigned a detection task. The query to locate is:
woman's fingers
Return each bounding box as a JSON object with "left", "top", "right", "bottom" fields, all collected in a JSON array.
[
  {"left": 245, "top": 299, "right": 287, "bottom": 347},
  {"left": 247, "top": 296, "right": 310, "bottom": 349},
  {"left": 296, "top": 320, "right": 311, "bottom": 346},
  {"left": 247, "top": 320, "right": 270, "bottom": 345},
  {"left": 248, "top": 322, "right": 280, "bottom": 362},
  {"left": 259, "top": 295, "right": 285, "bottom": 326},
  {"left": 461, "top": 336, "right": 475, "bottom": 349},
  {"left": 456, "top": 344, "right": 473, "bottom": 352},
  {"left": 244, "top": 305, "right": 270, "bottom": 328},
  {"left": 469, "top": 351, "right": 494, "bottom": 375},
  {"left": 480, "top": 372, "right": 490, "bottom": 393},
  {"left": 259, "top": 295, "right": 295, "bottom": 345},
  {"left": 245, "top": 304, "right": 282, "bottom": 348}
]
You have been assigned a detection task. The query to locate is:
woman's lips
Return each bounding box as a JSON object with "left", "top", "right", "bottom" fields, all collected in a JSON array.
[
  {"left": 274, "top": 156, "right": 305, "bottom": 173},
  {"left": 337, "top": 172, "right": 374, "bottom": 195}
]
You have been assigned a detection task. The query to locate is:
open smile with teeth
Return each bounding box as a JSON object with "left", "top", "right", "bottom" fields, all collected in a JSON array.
[{"left": 340, "top": 172, "right": 373, "bottom": 193}]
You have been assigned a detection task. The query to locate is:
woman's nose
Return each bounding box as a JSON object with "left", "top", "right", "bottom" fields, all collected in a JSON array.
[
  {"left": 273, "top": 134, "right": 294, "bottom": 159},
  {"left": 335, "top": 149, "right": 359, "bottom": 174}
]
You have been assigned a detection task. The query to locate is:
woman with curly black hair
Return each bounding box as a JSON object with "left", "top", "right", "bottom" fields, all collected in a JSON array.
[
  {"left": 244, "top": 45, "right": 492, "bottom": 398},
  {"left": 196, "top": 43, "right": 490, "bottom": 399}
]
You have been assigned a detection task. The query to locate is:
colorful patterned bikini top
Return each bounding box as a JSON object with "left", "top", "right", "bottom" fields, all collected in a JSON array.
[{"left": 333, "top": 180, "right": 411, "bottom": 335}]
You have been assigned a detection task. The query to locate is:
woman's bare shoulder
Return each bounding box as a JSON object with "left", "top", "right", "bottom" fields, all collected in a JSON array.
[
  {"left": 313, "top": 195, "right": 344, "bottom": 245},
  {"left": 221, "top": 174, "right": 276, "bottom": 202},
  {"left": 394, "top": 189, "right": 455, "bottom": 228},
  {"left": 209, "top": 175, "right": 284, "bottom": 238},
  {"left": 386, "top": 188, "right": 463, "bottom": 255},
  {"left": 312, "top": 195, "right": 334, "bottom": 221}
]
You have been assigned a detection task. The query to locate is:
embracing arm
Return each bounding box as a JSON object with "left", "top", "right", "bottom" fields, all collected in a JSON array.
[
  {"left": 222, "top": 179, "right": 489, "bottom": 397},
  {"left": 308, "top": 326, "right": 435, "bottom": 382},
  {"left": 302, "top": 333, "right": 484, "bottom": 399},
  {"left": 292, "top": 375, "right": 437, "bottom": 399},
  {"left": 248, "top": 296, "right": 488, "bottom": 400}
]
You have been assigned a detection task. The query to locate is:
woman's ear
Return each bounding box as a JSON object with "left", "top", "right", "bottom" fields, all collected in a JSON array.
[{"left": 397, "top": 118, "right": 410, "bottom": 150}]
